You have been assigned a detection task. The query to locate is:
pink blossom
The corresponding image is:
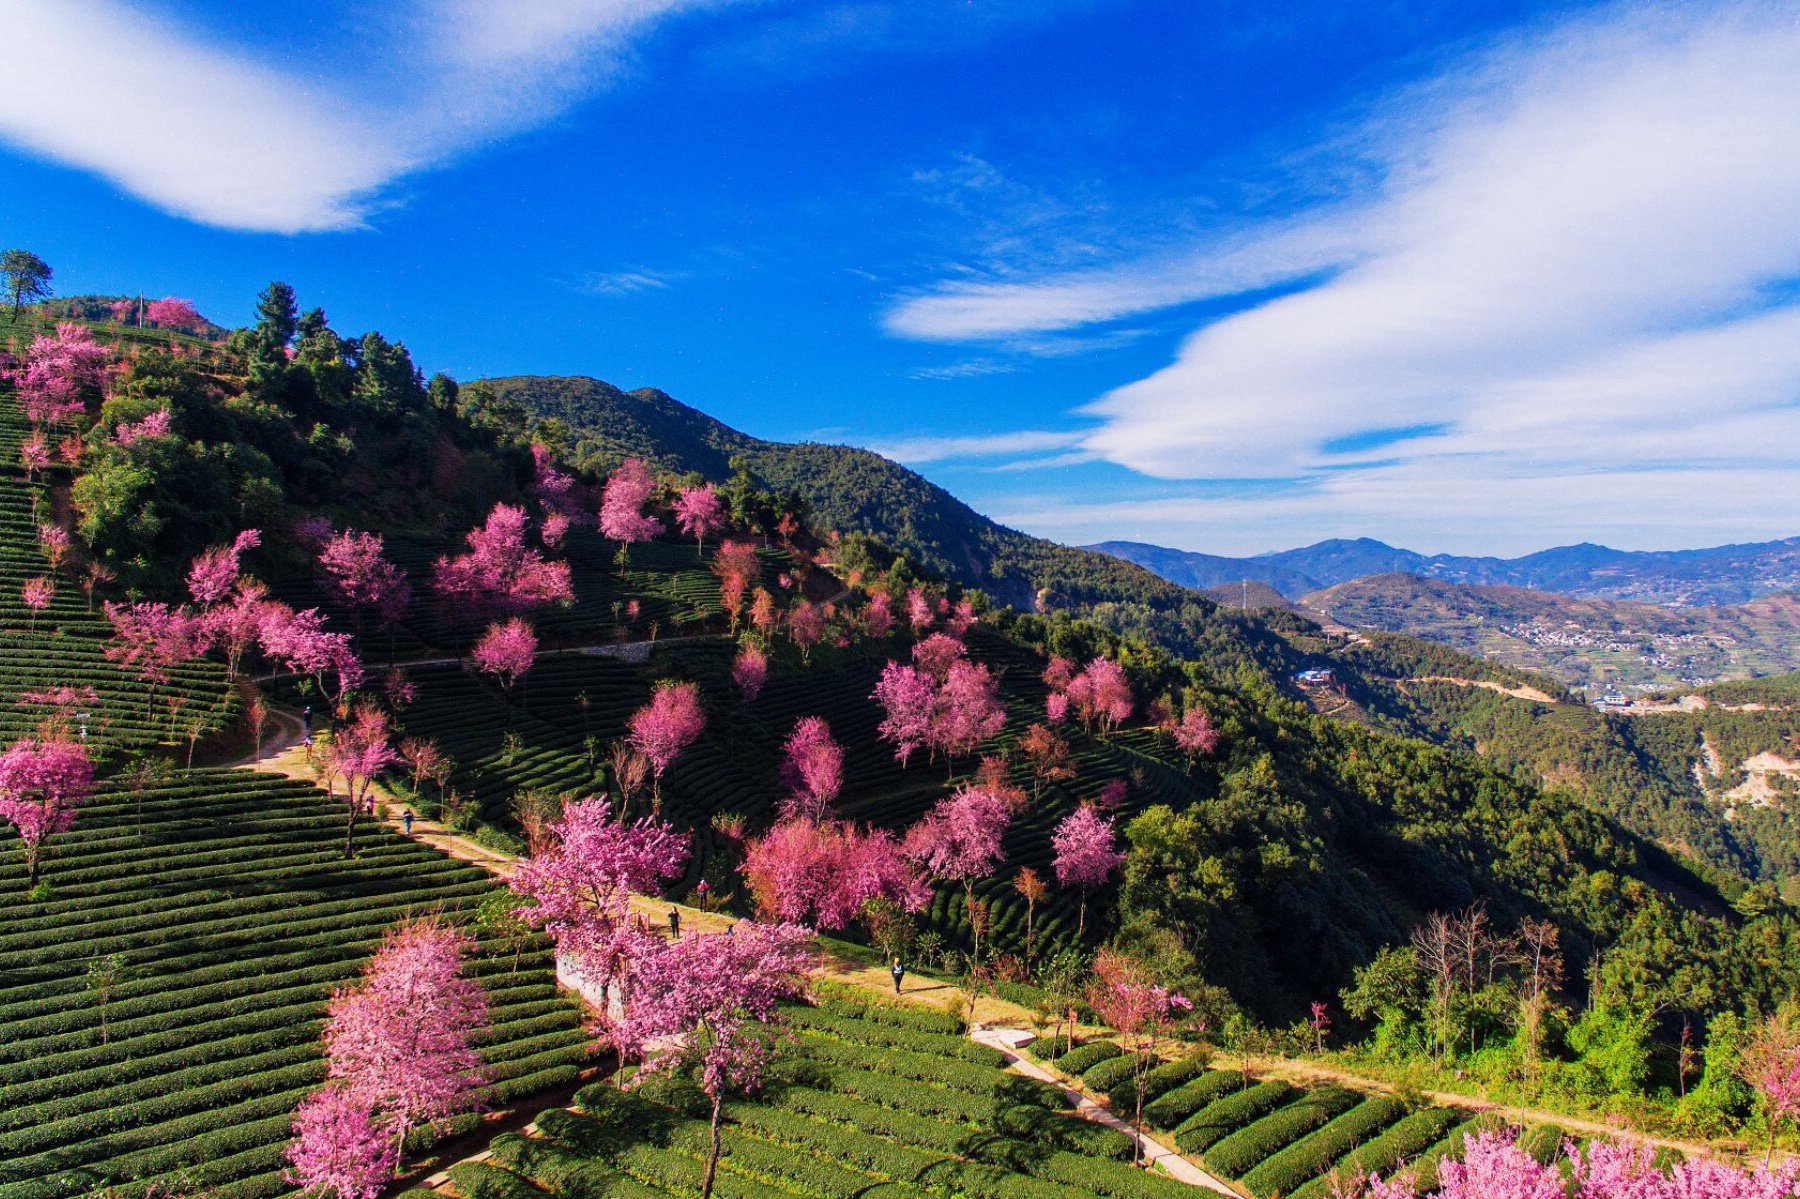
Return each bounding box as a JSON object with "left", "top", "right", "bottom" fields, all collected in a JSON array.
[
  {"left": 1174, "top": 706, "right": 1221, "bottom": 757},
  {"left": 628, "top": 682, "right": 705, "bottom": 787},
  {"left": 328, "top": 705, "right": 396, "bottom": 855},
  {"left": 530, "top": 443, "right": 577, "bottom": 513},
  {"left": 319, "top": 530, "right": 411, "bottom": 624},
  {"left": 778, "top": 717, "right": 844, "bottom": 821},
  {"left": 731, "top": 644, "right": 768, "bottom": 702},
  {"left": 1042, "top": 655, "right": 1078, "bottom": 693},
  {"left": 599, "top": 457, "right": 664, "bottom": 545},
  {"left": 872, "top": 661, "right": 935, "bottom": 766},
  {"left": 744, "top": 819, "right": 927, "bottom": 930},
  {"left": 201, "top": 582, "right": 273, "bottom": 679},
  {"left": 259, "top": 606, "right": 365, "bottom": 699},
  {"left": 433, "top": 503, "right": 574, "bottom": 616},
  {"left": 1054, "top": 803, "right": 1121, "bottom": 935},
  {"left": 471, "top": 618, "right": 537, "bottom": 694},
  {"left": 902, "top": 782, "right": 1012, "bottom": 890},
  {"left": 187, "top": 529, "right": 260, "bottom": 607},
  {"left": 10, "top": 323, "right": 109, "bottom": 428},
  {"left": 285, "top": 1087, "right": 396, "bottom": 1199},
  {"left": 912, "top": 633, "right": 967, "bottom": 681},
  {"left": 1064, "top": 656, "right": 1134, "bottom": 734},
  {"left": 928, "top": 660, "right": 1006, "bottom": 760},
  {"left": 37, "top": 523, "right": 70, "bottom": 568},
  {"left": 674, "top": 484, "right": 725, "bottom": 553},
  {"left": 21, "top": 575, "right": 52, "bottom": 612},
  {"left": 864, "top": 591, "right": 895, "bottom": 638},
  {"left": 541, "top": 510, "right": 570, "bottom": 548},
  {"left": 906, "top": 587, "right": 934, "bottom": 632},
  {"left": 144, "top": 296, "right": 206, "bottom": 333},
  {"left": 787, "top": 600, "right": 825, "bottom": 656},
  {"left": 943, "top": 600, "right": 977, "bottom": 638},
  {"left": 1045, "top": 691, "right": 1070, "bottom": 725},
  {"left": 0, "top": 737, "right": 94, "bottom": 887},
  {"left": 111, "top": 408, "right": 173, "bottom": 446},
  {"left": 104, "top": 601, "right": 201, "bottom": 686},
  {"left": 19, "top": 431, "right": 50, "bottom": 475}
]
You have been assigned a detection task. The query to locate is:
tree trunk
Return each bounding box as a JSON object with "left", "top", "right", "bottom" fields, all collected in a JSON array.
[
  {"left": 27, "top": 847, "right": 42, "bottom": 888},
  {"left": 1024, "top": 902, "right": 1035, "bottom": 962},
  {"left": 344, "top": 796, "right": 358, "bottom": 859},
  {"left": 1078, "top": 894, "right": 1087, "bottom": 938},
  {"left": 702, "top": 1090, "right": 724, "bottom": 1199}
]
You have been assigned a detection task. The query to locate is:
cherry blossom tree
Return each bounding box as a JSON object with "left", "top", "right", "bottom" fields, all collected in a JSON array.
[
  {"left": 285, "top": 1087, "right": 396, "bottom": 1199},
  {"left": 731, "top": 643, "right": 768, "bottom": 702},
  {"left": 104, "top": 601, "right": 202, "bottom": 718},
  {"left": 872, "top": 662, "right": 935, "bottom": 767},
  {"left": 509, "top": 797, "right": 688, "bottom": 1007},
  {"left": 187, "top": 529, "right": 261, "bottom": 607},
  {"left": 743, "top": 819, "right": 927, "bottom": 930},
  {"left": 1085, "top": 949, "right": 1190, "bottom": 1157},
  {"left": 1064, "top": 657, "right": 1133, "bottom": 735},
  {"left": 903, "top": 783, "right": 1012, "bottom": 960},
  {"left": 787, "top": 600, "right": 824, "bottom": 660},
  {"left": 864, "top": 591, "right": 895, "bottom": 638},
  {"left": 779, "top": 716, "right": 844, "bottom": 821},
  {"left": 1743, "top": 1009, "right": 1800, "bottom": 1160},
  {"left": 399, "top": 738, "right": 447, "bottom": 804},
  {"left": 748, "top": 588, "right": 778, "bottom": 638},
  {"left": 1310, "top": 1001, "right": 1332, "bottom": 1053},
  {"left": 1043, "top": 656, "right": 1078, "bottom": 693},
  {"left": 320, "top": 530, "right": 412, "bottom": 642},
  {"left": 912, "top": 632, "right": 967, "bottom": 681},
  {"left": 11, "top": 323, "right": 110, "bottom": 429},
  {"left": 328, "top": 704, "right": 396, "bottom": 857},
  {"left": 144, "top": 297, "right": 206, "bottom": 333},
  {"left": 530, "top": 443, "right": 578, "bottom": 516},
  {"left": 712, "top": 541, "right": 761, "bottom": 629},
  {"left": 928, "top": 660, "right": 1006, "bottom": 763},
  {"left": 201, "top": 581, "right": 273, "bottom": 680},
  {"left": 0, "top": 736, "right": 94, "bottom": 888},
  {"left": 259, "top": 606, "right": 365, "bottom": 703},
  {"left": 111, "top": 408, "right": 172, "bottom": 447},
  {"left": 432, "top": 503, "right": 574, "bottom": 619},
  {"left": 599, "top": 457, "right": 664, "bottom": 562},
  {"left": 627, "top": 682, "right": 705, "bottom": 808},
  {"left": 1052, "top": 803, "right": 1122, "bottom": 936},
  {"left": 616, "top": 922, "right": 813, "bottom": 1199},
  {"left": 674, "top": 483, "right": 725, "bottom": 556},
  {"left": 19, "top": 430, "right": 49, "bottom": 479},
  {"left": 471, "top": 618, "right": 537, "bottom": 706},
  {"left": 1173, "top": 705, "right": 1221, "bottom": 761},
  {"left": 906, "top": 587, "right": 934, "bottom": 633},
  {"left": 306, "top": 918, "right": 490, "bottom": 1177},
  {"left": 37, "top": 522, "right": 69, "bottom": 570},
  {"left": 21, "top": 576, "right": 52, "bottom": 631}
]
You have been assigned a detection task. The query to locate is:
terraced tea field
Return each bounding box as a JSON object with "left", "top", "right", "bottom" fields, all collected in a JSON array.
[{"left": 0, "top": 768, "right": 591, "bottom": 1199}]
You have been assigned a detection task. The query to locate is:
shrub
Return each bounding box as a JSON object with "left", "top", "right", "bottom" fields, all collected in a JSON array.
[
  {"left": 1240, "top": 1095, "right": 1406, "bottom": 1198},
  {"left": 1054, "top": 1040, "right": 1122, "bottom": 1075},
  {"left": 1143, "top": 1070, "right": 1247, "bottom": 1129},
  {"left": 1173, "top": 1080, "right": 1299, "bottom": 1153}
]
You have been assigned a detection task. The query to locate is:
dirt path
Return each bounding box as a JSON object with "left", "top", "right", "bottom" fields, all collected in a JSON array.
[
  {"left": 219, "top": 704, "right": 306, "bottom": 769},
  {"left": 1404, "top": 676, "right": 1561, "bottom": 704},
  {"left": 975, "top": 1030, "right": 1238, "bottom": 1195}
]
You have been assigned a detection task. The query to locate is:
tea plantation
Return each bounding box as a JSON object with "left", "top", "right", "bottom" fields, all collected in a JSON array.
[{"left": 0, "top": 767, "right": 592, "bottom": 1199}]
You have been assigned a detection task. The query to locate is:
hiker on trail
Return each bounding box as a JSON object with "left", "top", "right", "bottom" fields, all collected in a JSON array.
[
  {"left": 891, "top": 958, "right": 905, "bottom": 994},
  {"left": 696, "top": 879, "right": 709, "bottom": 905},
  {"left": 668, "top": 908, "right": 681, "bottom": 937},
  {"left": 403, "top": 810, "right": 414, "bottom": 835}
]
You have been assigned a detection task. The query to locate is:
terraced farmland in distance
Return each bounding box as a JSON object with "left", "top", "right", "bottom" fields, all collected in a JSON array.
[
  {"left": 447, "top": 996, "right": 1191, "bottom": 1199},
  {"left": 0, "top": 394, "right": 237, "bottom": 756},
  {"left": 0, "top": 767, "right": 592, "bottom": 1199}
]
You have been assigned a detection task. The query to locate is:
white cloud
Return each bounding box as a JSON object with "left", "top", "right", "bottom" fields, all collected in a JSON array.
[
  {"left": 575, "top": 268, "right": 679, "bottom": 297},
  {"left": 0, "top": 0, "right": 728, "bottom": 233},
  {"left": 865, "top": 429, "right": 1085, "bottom": 465}
]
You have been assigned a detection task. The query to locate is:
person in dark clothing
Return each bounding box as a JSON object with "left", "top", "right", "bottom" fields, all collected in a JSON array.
[
  {"left": 891, "top": 958, "right": 905, "bottom": 994},
  {"left": 668, "top": 908, "right": 681, "bottom": 937},
  {"left": 403, "top": 809, "right": 414, "bottom": 835}
]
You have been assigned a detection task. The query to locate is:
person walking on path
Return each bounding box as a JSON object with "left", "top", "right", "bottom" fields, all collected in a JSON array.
[
  {"left": 668, "top": 908, "right": 681, "bottom": 938},
  {"left": 891, "top": 958, "right": 906, "bottom": 994},
  {"left": 403, "top": 809, "right": 414, "bottom": 835}
]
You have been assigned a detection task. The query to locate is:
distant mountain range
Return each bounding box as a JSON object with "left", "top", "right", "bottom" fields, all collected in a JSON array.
[{"left": 1090, "top": 535, "right": 1800, "bottom": 606}]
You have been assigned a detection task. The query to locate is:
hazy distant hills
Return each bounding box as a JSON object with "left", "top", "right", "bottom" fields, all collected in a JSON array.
[{"left": 1091, "top": 535, "right": 1800, "bottom": 606}]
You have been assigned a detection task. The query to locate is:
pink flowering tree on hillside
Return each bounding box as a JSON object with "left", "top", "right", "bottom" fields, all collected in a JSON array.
[
  {"left": 674, "top": 483, "right": 725, "bottom": 557},
  {"left": 259, "top": 606, "right": 365, "bottom": 705},
  {"left": 873, "top": 662, "right": 935, "bottom": 767},
  {"left": 144, "top": 297, "right": 207, "bottom": 334},
  {"left": 186, "top": 529, "right": 261, "bottom": 607},
  {"left": 1052, "top": 803, "right": 1123, "bottom": 936},
  {"left": 1064, "top": 657, "right": 1134, "bottom": 735},
  {"left": 743, "top": 819, "right": 926, "bottom": 931},
  {"left": 1085, "top": 949, "right": 1191, "bottom": 1158},
  {"left": 320, "top": 529, "right": 412, "bottom": 646},
  {"left": 21, "top": 576, "right": 53, "bottom": 631},
  {"left": 712, "top": 540, "right": 761, "bottom": 629},
  {"left": 731, "top": 643, "right": 768, "bottom": 702},
  {"left": 471, "top": 618, "right": 538, "bottom": 708},
  {"left": 903, "top": 783, "right": 1013, "bottom": 962},
  {"left": 778, "top": 716, "right": 844, "bottom": 821},
  {"left": 599, "top": 457, "right": 664, "bottom": 568},
  {"left": 627, "top": 682, "right": 705, "bottom": 811},
  {"left": 11, "top": 323, "right": 110, "bottom": 429},
  {"left": 912, "top": 632, "right": 967, "bottom": 681},
  {"left": 287, "top": 918, "right": 490, "bottom": 1192},
  {"left": 103, "top": 601, "right": 201, "bottom": 720},
  {"left": 616, "top": 922, "right": 813, "bottom": 1199},
  {"left": 928, "top": 660, "right": 1007, "bottom": 765},
  {"left": 0, "top": 737, "right": 94, "bottom": 889},
  {"left": 1742, "top": 1008, "right": 1800, "bottom": 1160},
  {"left": 509, "top": 796, "right": 688, "bottom": 1011},
  {"left": 1172, "top": 705, "right": 1221, "bottom": 763},
  {"left": 432, "top": 503, "right": 574, "bottom": 622},
  {"left": 328, "top": 704, "right": 396, "bottom": 858}
]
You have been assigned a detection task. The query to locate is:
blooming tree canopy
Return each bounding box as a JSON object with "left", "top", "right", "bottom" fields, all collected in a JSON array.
[
  {"left": 432, "top": 503, "right": 574, "bottom": 617},
  {"left": 1052, "top": 803, "right": 1123, "bottom": 935},
  {"left": 903, "top": 783, "right": 1012, "bottom": 896},
  {"left": 743, "top": 819, "right": 927, "bottom": 930},
  {"left": 912, "top": 633, "right": 967, "bottom": 681},
  {"left": 599, "top": 457, "right": 664, "bottom": 546},
  {"left": 617, "top": 922, "right": 813, "bottom": 1199},
  {"left": 187, "top": 529, "right": 261, "bottom": 607},
  {"left": 731, "top": 643, "right": 768, "bottom": 702},
  {"left": 1085, "top": 948, "right": 1191, "bottom": 1154},
  {"left": 471, "top": 618, "right": 538, "bottom": 699},
  {"left": 627, "top": 682, "right": 705, "bottom": 799},
  {"left": 11, "top": 323, "right": 110, "bottom": 428},
  {"left": 872, "top": 662, "right": 936, "bottom": 766},
  {"left": 674, "top": 483, "right": 725, "bottom": 555},
  {"left": 0, "top": 737, "right": 95, "bottom": 888},
  {"left": 144, "top": 296, "right": 207, "bottom": 333},
  {"left": 1173, "top": 706, "right": 1221, "bottom": 759},
  {"left": 779, "top": 716, "right": 844, "bottom": 821},
  {"left": 320, "top": 530, "right": 412, "bottom": 629},
  {"left": 928, "top": 660, "right": 1006, "bottom": 762},
  {"left": 328, "top": 705, "right": 397, "bottom": 857},
  {"left": 1064, "top": 657, "right": 1133, "bottom": 734}
]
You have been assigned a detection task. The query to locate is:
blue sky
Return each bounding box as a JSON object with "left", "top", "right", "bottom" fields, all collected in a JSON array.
[{"left": 4, "top": 0, "right": 1800, "bottom": 556}]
